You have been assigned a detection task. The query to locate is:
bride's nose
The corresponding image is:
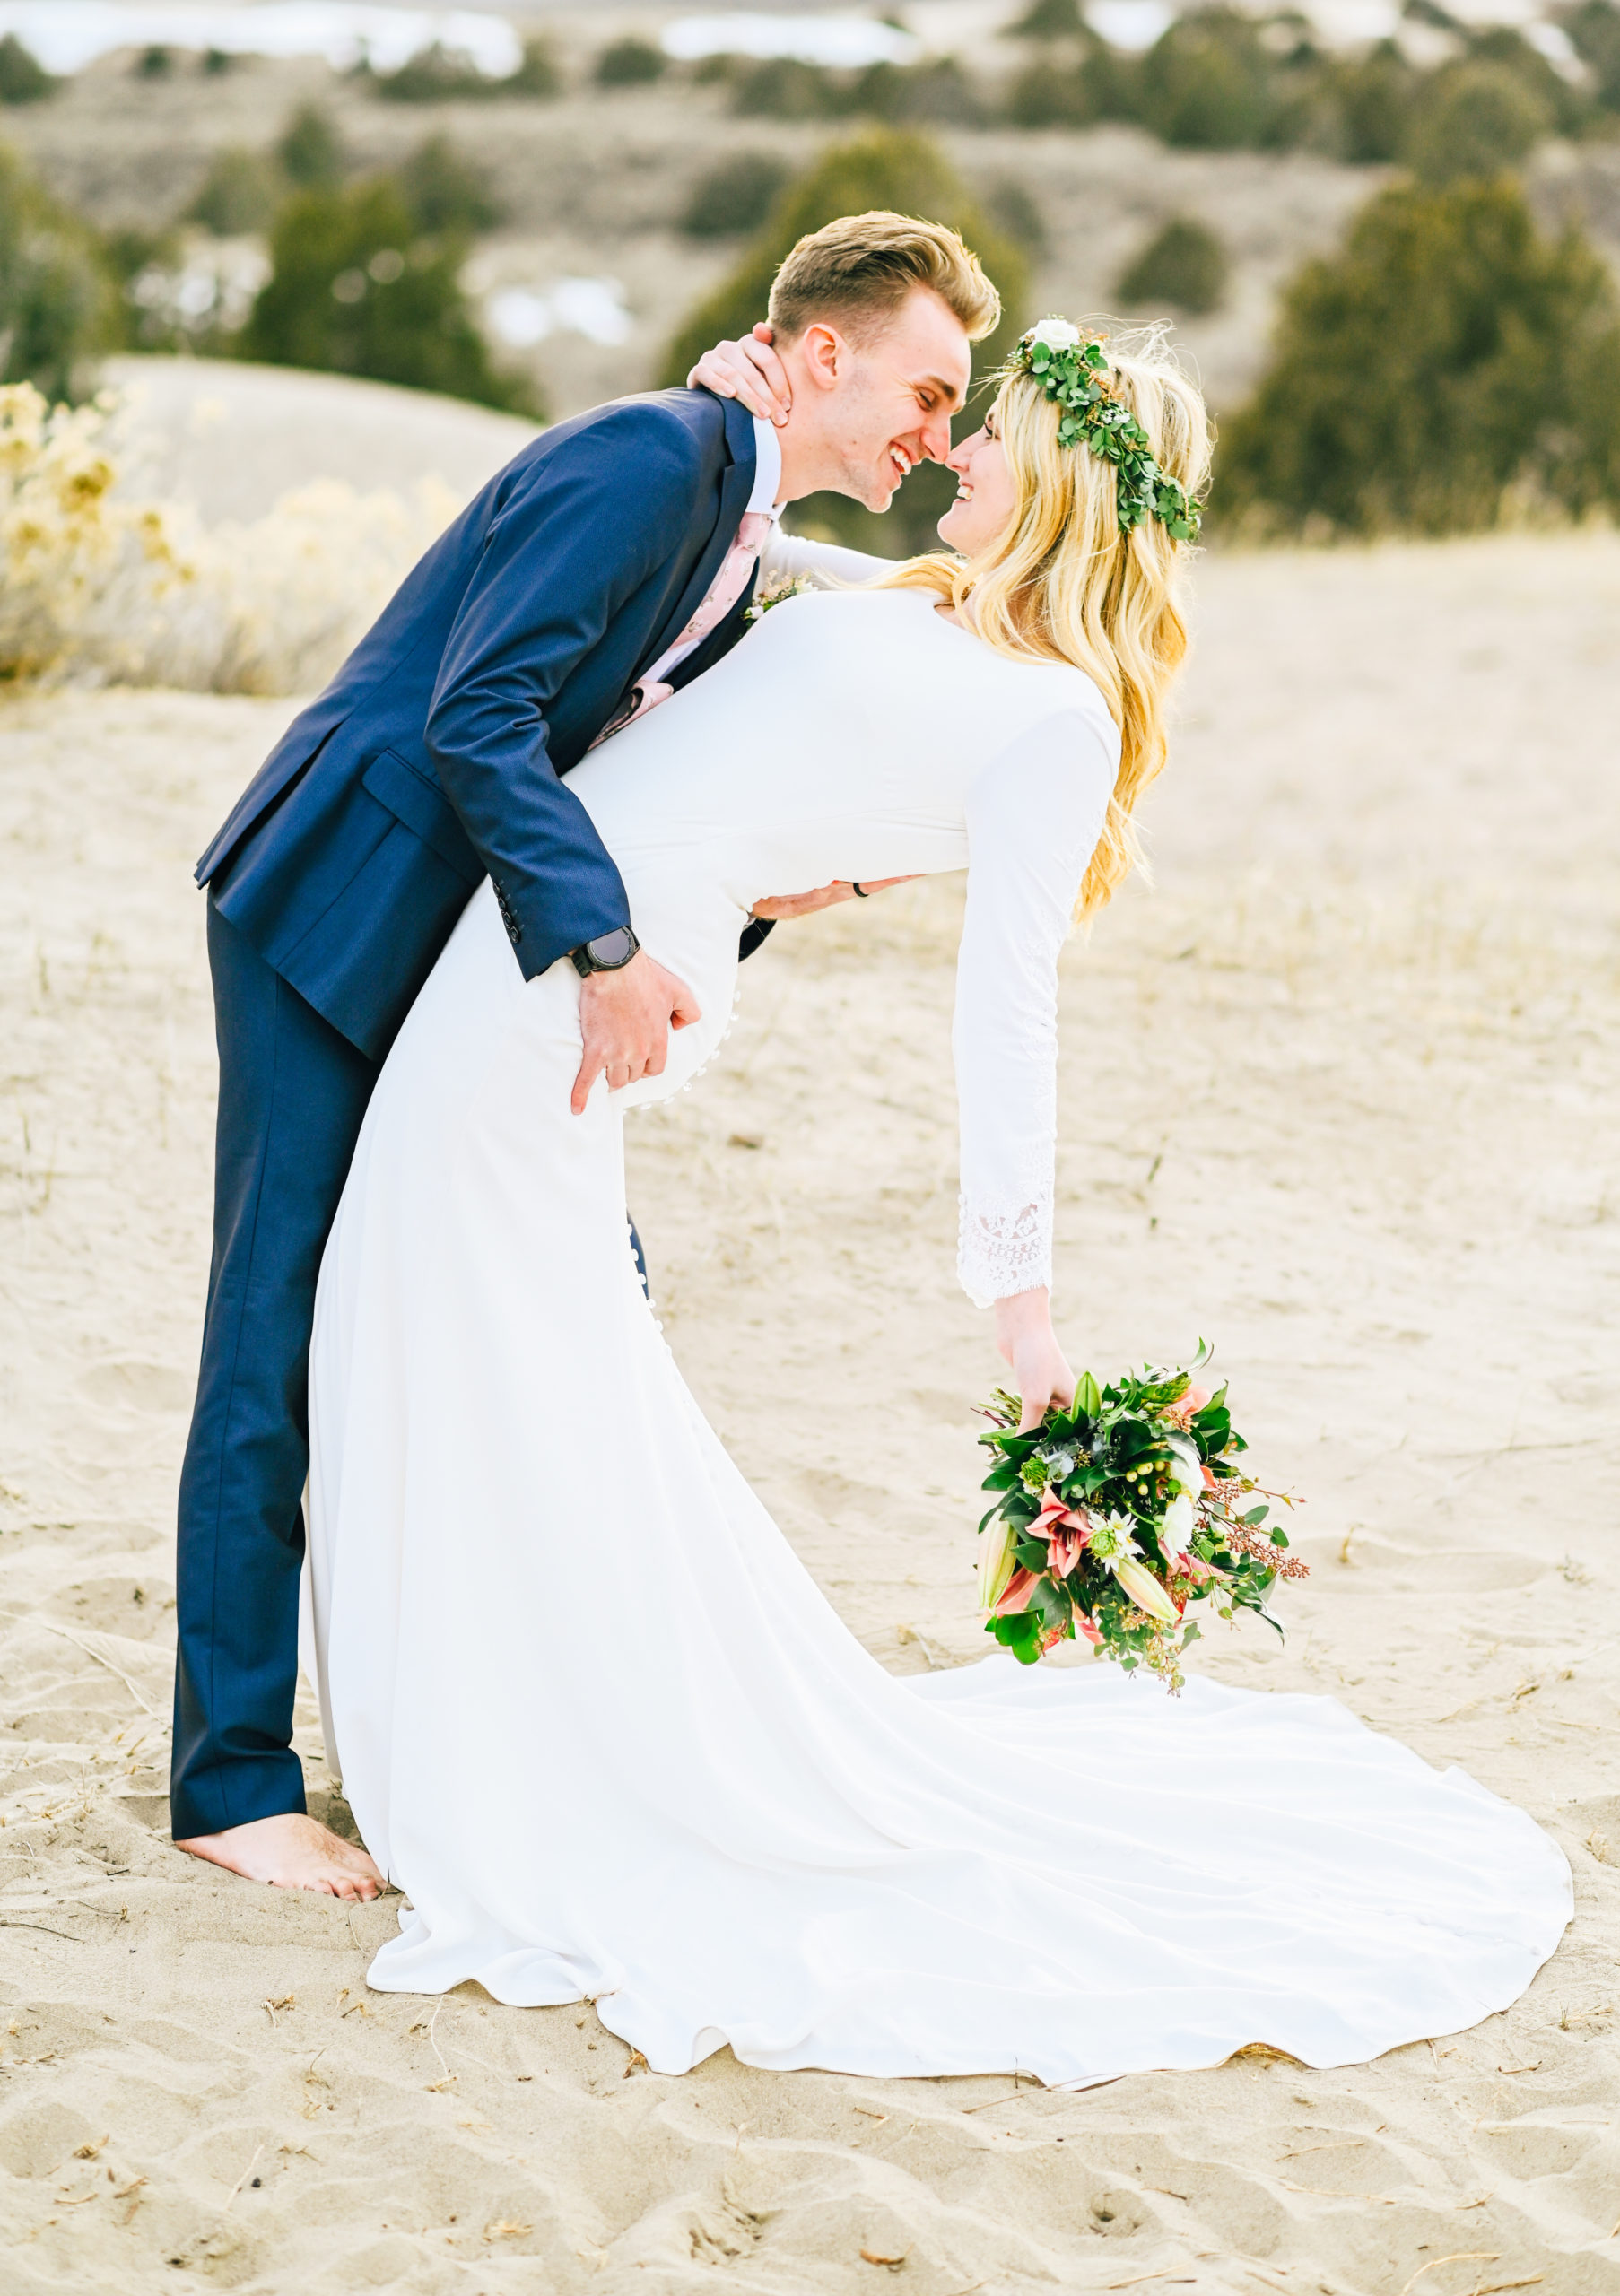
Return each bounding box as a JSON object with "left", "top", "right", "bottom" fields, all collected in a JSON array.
[{"left": 946, "top": 430, "right": 980, "bottom": 476}]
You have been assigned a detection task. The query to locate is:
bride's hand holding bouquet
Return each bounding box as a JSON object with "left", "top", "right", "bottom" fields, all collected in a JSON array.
[{"left": 976, "top": 1341, "right": 1306, "bottom": 1692}]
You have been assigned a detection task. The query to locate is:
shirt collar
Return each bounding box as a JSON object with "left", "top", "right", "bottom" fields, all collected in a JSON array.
[{"left": 748, "top": 417, "right": 783, "bottom": 521}]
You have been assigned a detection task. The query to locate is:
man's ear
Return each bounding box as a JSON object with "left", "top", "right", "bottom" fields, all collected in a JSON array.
[{"left": 797, "top": 322, "right": 846, "bottom": 392}]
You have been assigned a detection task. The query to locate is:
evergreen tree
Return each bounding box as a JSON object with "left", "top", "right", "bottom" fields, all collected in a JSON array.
[
  {"left": 277, "top": 103, "right": 343, "bottom": 190},
  {"left": 0, "top": 33, "right": 54, "bottom": 104},
  {"left": 240, "top": 178, "right": 539, "bottom": 414},
  {"left": 0, "top": 146, "right": 113, "bottom": 400},
  {"left": 1219, "top": 178, "right": 1620, "bottom": 533},
  {"left": 1116, "top": 219, "right": 1229, "bottom": 316}
]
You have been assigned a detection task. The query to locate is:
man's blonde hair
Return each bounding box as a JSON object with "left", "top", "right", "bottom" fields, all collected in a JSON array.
[{"left": 767, "top": 211, "right": 1001, "bottom": 345}]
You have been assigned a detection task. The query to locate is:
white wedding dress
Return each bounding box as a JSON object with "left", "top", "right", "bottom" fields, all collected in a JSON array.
[{"left": 307, "top": 580, "right": 1570, "bottom": 2081}]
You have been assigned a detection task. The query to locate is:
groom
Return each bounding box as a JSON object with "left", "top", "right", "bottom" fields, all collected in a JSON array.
[{"left": 174, "top": 210, "right": 999, "bottom": 1896}]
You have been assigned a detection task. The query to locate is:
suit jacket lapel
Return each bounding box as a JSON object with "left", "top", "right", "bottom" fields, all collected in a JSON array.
[{"left": 640, "top": 396, "right": 757, "bottom": 674}]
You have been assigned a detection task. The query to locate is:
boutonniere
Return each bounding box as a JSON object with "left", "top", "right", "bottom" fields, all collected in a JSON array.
[{"left": 745, "top": 571, "right": 816, "bottom": 623}]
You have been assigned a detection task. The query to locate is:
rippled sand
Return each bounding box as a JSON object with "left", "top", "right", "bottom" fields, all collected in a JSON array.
[{"left": 1, "top": 534, "right": 1616, "bottom": 2291}]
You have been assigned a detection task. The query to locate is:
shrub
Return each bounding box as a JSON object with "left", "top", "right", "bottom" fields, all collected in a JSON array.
[
  {"left": 1563, "top": 0, "right": 1620, "bottom": 110},
  {"left": 1003, "top": 0, "right": 1086, "bottom": 35},
  {"left": 661, "top": 129, "right": 1029, "bottom": 556},
  {"left": 1115, "top": 217, "right": 1230, "bottom": 316},
  {"left": 1136, "top": 11, "right": 1279, "bottom": 148},
  {"left": 509, "top": 37, "right": 562, "bottom": 98},
  {"left": 1466, "top": 28, "right": 1584, "bottom": 133},
  {"left": 846, "top": 58, "right": 986, "bottom": 124},
  {"left": 372, "top": 43, "right": 495, "bottom": 102},
  {"left": 396, "top": 135, "right": 501, "bottom": 236},
  {"left": 596, "top": 38, "right": 666, "bottom": 88},
  {"left": 188, "top": 146, "right": 283, "bottom": 237},
  {"left": 1406, "top": 60, "right": 1555, "bottom": 182},
  {"left": 278, "top": 103, "right": 343, "bottom": 190},
  {"left": 0, "top": 380, "right": 462, "bottom": 694},
  {"left": 240, "top": 178, "right": 539, "bottom": 414},
  {"left": 136, "top": 46, "right": 172, "bottom": 80},
  {"left": 732, "top": 57, "right": 835, "bottom": 119},
  {"left": 982, "top": 177, "right": 1046, "bottom": 257},
  {"left": 0, "top": 32, "right": 54, "bottom": 104},
  {"left": 681, "top": 152, "right": 791, "bottom": 239},
  {"left": 0, "top": 146, "right": 114, "bottom": 401},
  {"left": 1320, "top": 41, "right": 1417, "bottom": 163},
  {"left": 1218, "top": 176, "right": 1620, "bottom": 534},
  {"left": 1006, "top": 41, "right": 1137, "bottom": 127}
]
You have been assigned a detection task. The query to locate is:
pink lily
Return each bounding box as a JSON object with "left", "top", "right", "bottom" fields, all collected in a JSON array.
[
  {"left": 1031, "top": 1493, "right": 1091, "bottom": 1570},
  {"left": 1047, "top": 1529, "right": 1085, "bottom": 1578},
  {"left": 992, "top": 1568, "right": 1039, "bottom": 1618}
]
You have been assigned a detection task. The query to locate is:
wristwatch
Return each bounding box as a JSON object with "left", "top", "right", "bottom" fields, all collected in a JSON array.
[{"left": 570, "top": 926, "right": 640, "bottom": 978}]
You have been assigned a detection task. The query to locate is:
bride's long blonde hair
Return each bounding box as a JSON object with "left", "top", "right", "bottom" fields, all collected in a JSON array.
[{"left": 872, "top": 325, "right": 1210, "bottom": 924}]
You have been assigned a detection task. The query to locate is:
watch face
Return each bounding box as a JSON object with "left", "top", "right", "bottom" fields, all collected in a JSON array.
[{"left": 588, "top": 928, "right": 636, "bottom": 969}]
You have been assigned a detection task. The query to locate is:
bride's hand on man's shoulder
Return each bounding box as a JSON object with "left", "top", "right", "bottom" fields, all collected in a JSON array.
[
  {"left": 688, "top": 325, "right": 792, "bottom": 427},
  {"left": 994, "top": 1290, "right": 1076, "bottom": 1434},
  {"left": 750, "top": 876, "right": 919, "bottom": 924}
]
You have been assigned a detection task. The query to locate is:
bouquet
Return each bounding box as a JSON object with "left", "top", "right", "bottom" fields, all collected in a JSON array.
[{"left": 976, "top": 1346, "right": 1305, "bottom": 1692}]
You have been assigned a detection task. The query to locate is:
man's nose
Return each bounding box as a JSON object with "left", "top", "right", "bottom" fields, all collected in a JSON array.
[{"left": 919, "top": 405, "right": 957, "bottom": 464}]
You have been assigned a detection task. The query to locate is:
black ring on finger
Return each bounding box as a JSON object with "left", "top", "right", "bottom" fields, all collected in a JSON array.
[{"left": 852, "top": 882, "right": 868, "bottom": 898}]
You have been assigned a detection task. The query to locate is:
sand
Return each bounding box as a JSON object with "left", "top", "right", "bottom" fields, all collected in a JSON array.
[{"left": 1, "top": 532, "right": 1617, "bottom": 2290}]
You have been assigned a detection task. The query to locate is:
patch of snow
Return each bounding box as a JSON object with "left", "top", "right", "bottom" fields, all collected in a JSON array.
[
  {"left": 661, "top": 13, "right": 920, "bottom": 70},
  {"left": 0, "top": 4, "right": 521, "bottom": 79}
]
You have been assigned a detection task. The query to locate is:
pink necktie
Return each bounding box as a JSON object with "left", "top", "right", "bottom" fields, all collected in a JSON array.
[{"left": 594, "top": 511, "right": 774, "bottom": 746}]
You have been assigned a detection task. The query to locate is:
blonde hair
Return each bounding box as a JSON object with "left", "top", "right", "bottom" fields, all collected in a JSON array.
[
  {"left": 874, "top": 325, "right": 1210, "bottom": 924},
  {"left": 768, "top": 210, "right": 1001, "bottom": 346}
]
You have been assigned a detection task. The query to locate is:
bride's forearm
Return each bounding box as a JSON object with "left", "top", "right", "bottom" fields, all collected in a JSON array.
[{"left": 993, "top": 1288, "right": 1076, "bottom": 1432}]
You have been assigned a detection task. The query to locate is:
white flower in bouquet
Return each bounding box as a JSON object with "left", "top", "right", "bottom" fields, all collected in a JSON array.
[
  {"left": 1029, "top": 317, "right": 1081, "bottom": 352},
  {"left": 1159, "top": 1434, "right": 1206, "bottom": 1561},
  {"left": 1159, "top": 1489, "right": 1196, "bottom": 1562},
  {"left": 1086, "top": 1511, "right": 1140, "bottom": 1568}
]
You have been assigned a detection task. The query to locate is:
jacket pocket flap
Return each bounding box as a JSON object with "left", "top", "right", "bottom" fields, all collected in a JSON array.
[{"left": 361, "top": 749, "right": 483, "bottom": 885}]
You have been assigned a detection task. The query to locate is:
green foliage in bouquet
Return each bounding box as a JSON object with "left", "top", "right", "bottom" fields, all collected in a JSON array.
[{"left": 976, "top": 1347, "right": 1305, "bottom": 1692}]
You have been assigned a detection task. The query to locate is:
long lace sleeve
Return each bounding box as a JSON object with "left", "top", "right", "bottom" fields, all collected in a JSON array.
[{"left": 954, "top": 708, "right": 1119, "bottom": 1309}]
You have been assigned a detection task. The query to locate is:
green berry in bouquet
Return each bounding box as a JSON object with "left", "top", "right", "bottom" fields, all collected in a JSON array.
[{"left": 975, "top": 1344, "right": 1305, "bottom": 1692}]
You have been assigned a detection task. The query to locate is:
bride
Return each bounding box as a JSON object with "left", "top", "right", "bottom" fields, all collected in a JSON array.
[{"left": 306, "top": 321, "right": 1569, "bottom": 2082}]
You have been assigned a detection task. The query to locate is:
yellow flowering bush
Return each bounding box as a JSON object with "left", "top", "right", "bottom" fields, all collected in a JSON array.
[{"left": 0, "top": 382, "right": 457, "bottom": 695}]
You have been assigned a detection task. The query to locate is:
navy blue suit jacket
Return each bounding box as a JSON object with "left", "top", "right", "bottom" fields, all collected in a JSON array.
[{"left": 197, "top": 389, "right": 766, "bottom": 1064}]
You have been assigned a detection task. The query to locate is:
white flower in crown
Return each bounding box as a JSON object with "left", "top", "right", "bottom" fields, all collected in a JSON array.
[{"left": 1029, "top": 317, "right": 1081, "bottom": 352}]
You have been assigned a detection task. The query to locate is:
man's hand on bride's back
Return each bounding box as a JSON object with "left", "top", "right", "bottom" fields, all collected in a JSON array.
[
  {"left": 572, "top": 953, "right": 701, "bottom": 1115},
  {"left": 751, "top": 876, "right": 918, "bottom": 923}
]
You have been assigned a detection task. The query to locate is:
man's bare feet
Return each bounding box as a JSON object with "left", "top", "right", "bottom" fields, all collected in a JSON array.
[{"left": 175, "top": 1812, "right": 385, "bottom": 1900}]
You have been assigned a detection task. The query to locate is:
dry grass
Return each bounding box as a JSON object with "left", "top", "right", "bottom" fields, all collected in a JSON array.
[{"left": 0, "top": 383, "right": 456, "bottom": 695}]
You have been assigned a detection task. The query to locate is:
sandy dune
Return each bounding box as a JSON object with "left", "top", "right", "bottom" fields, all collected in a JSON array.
[{"left": 0, "top": 534, "right": 1616, "bottom": 2290}]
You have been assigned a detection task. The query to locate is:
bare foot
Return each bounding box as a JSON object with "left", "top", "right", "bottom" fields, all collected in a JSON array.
[{"left": 175, "top": 1813, "right": 385, "bottom": 1900}]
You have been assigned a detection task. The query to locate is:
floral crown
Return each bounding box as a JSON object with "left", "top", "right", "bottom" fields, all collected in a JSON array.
[{"left": 1009, "top": 319, "right": 1200, "bottom": 544}]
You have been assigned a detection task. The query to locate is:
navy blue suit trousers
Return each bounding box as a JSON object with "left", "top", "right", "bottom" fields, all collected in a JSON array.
[{"left": 171, "top": 904, "right": 377, "bottom": 1837}]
